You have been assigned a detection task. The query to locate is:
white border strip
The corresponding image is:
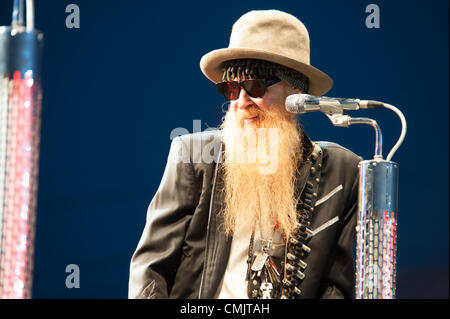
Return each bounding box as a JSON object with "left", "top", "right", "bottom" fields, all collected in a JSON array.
[
  {"left": 311, "top": 216, "right": 340, "bottom": 236},
  {"left": 315, "top": 184, "right": 343, "bottom": 207}
]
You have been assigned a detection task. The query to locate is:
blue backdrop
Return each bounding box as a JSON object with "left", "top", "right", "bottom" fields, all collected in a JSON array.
[{"left": 0, "top": 0, "right": 448, "bottom": 298}]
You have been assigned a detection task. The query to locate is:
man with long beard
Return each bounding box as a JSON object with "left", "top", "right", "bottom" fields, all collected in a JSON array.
[{"left": 129, "top": 10, "right": 361, "bottom": 299}]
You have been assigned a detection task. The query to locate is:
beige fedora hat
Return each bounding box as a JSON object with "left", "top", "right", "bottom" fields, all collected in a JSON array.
[{"left": 200, "top": 10, "right": 333, "bottom": 96}]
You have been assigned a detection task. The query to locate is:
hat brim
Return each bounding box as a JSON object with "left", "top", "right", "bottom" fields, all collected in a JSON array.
[{"left": 200, "top": 48, "right": 333, "bottom": 96}]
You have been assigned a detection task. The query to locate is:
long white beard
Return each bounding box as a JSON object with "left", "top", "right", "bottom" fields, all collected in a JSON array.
[{"left": 219, "top": 104, "right": 304, "bottom": 238}]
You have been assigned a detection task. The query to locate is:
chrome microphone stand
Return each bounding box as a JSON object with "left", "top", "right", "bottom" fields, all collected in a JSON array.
[{"left": 325, "top": 104, "right": 407, "bottom": 299}]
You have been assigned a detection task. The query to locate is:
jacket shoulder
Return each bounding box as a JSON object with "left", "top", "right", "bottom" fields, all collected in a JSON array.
[
  {"left": 177, "top": 129, "right": 222, "bottom": 145},
  {"left": 315, "top": 141, "right": 362, "bottom": 163}
]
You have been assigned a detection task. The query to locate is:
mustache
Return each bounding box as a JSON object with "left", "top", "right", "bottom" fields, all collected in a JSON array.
[{"left": 238, "top": 106, "right": 265, "bottom": 120}]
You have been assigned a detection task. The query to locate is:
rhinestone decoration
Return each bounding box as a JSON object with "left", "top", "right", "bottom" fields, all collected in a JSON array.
[{"left": 0, "top": 71, "right": 42, "bottom": 298}]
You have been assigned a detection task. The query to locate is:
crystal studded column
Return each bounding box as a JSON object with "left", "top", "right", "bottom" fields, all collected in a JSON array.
[
  {"left": 355, "top": 160, "right": 398, "bottom": 299},
  {"left": 0, "top": 1, "right": 44, "bottom": 298}
]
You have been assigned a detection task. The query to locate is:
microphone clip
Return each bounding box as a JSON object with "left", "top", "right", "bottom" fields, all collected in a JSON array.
[{"left": 325, "top": 113, "right": 351, "bottom": 127}]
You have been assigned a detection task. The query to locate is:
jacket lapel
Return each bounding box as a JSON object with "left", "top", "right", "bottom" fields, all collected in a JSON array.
[{"left": 199, "top": 143, "right": 232, "bottom": 298}]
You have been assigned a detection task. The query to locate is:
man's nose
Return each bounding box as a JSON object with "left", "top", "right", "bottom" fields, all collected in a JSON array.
[{"left": 237, "top": 88, "right": 252, "bottom": 109}]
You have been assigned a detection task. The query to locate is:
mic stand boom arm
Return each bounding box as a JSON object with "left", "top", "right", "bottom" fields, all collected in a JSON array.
[{"left": 325, "top": 114, "right": 383, "bottom": 160}]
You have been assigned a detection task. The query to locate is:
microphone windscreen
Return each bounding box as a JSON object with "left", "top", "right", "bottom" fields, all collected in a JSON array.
[{"left": 285, "top": 94, "right": 306, "bottom": 113}]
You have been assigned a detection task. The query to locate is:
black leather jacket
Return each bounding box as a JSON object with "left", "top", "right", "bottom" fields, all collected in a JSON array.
[{"left": 129, "top": 130, "right": 361, "bottom": 299}]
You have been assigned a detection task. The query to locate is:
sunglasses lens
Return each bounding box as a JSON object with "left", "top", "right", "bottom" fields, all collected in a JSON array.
[
  {"left": 216, "top": 78, "right": 276, "bottom": 100},
  {"left": 242, "top": 79, "right": 266, "bottom": 98},
  {"left": 216, "top": 82, "right": 240, "bottom": 100}
]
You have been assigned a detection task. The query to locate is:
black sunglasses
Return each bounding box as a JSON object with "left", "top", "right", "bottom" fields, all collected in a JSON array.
[{"left": 216, "top": 76, "right": 281, "bottom": 100}]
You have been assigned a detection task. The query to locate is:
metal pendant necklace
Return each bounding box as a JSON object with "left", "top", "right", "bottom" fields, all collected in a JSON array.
[{"left": 246, "top": 227, "right": 284, "bottom": 299}]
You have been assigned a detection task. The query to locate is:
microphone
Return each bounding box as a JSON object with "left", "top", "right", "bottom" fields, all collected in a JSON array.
[{"left": 285, "top": 94, "right": 385, "bottom": 114}]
